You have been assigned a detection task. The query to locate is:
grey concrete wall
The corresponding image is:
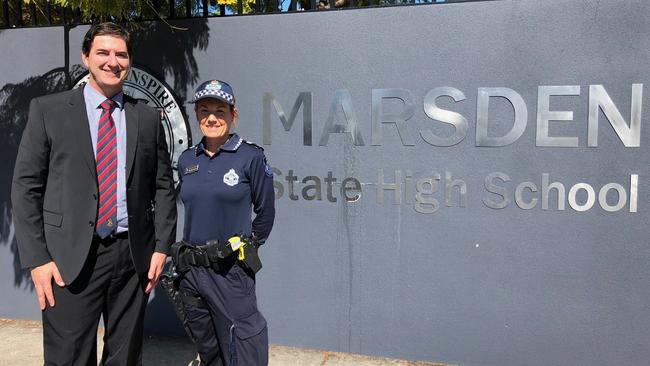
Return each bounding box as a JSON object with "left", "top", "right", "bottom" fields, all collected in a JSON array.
[
  {"left": 0, "top": 27, "right": 67, "bottom": 319},
  {"left": 2, "top": 1, "right": 650, "bottom": 365}
]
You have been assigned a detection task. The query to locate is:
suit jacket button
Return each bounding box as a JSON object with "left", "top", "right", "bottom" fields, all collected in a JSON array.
[{"left": 88, "top": 221, "right": 94, "bottom": 226}]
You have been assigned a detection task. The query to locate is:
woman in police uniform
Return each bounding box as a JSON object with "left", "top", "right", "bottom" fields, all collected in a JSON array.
[{"left": 177, "top": 80, "right": 275, "bottom": 366}]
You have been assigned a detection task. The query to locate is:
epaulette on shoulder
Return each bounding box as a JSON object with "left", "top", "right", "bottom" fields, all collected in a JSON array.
[
  {"left": 181, "top": 144, "right": 198, "bottom": 154},
  {"left": 243, "top": 140, "right": 265, "bottom": 151}
]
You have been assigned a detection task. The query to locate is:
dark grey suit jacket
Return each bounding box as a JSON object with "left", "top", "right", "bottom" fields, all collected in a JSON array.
[{"left": 11, "top": 86, "right": 177, "bottom": 283}]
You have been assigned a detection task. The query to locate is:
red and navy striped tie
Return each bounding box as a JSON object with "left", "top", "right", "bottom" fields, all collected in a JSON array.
[{"left": 96, "top": 99, "right": 117, "bottom": 238}]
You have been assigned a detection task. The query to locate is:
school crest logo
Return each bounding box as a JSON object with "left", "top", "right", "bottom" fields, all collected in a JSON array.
[
  {"left": 223, "top": 169, "right": 239, "bottom": 187},
  {"left": 73, "top": 65, "right": 191, "bottom": 186}
]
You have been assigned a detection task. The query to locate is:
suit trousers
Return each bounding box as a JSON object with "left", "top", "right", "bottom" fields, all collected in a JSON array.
[{"left": 42, "top": 234, "right": 148, "bottom": 366}]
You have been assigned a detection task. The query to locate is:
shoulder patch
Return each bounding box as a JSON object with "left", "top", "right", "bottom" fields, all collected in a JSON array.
[{"left": 264, "top": 158, "right": 273, "bottom": 177}]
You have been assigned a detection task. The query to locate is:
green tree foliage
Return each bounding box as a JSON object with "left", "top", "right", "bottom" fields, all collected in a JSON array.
[
  {"left": 217, "top": 0, "right": 257, "bottom": 14},
  {"left": 47, "top": 0, "right": 146, "bottom": 20},
  {"left": 17, "top": 0, "right": 139, "bottom": 22},
  {"left": 17, "top": 0, "right": 258, "bottom": 23},
  {"left": 19, "top": 0, "right": 192, "bottom": 23}
]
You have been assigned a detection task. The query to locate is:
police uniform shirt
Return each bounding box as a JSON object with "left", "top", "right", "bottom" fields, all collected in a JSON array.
[{"left": 178, "top": 133, "right": 275, "bottom": 246}]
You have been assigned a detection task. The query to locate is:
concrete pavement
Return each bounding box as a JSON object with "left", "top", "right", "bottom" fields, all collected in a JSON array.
[{"left": 0, "top": 319, "right": 452, "bottom": 366}]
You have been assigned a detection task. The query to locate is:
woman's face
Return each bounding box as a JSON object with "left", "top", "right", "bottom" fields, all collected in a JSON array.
[{"left": 195, "top": 98, "right": 236, "bottom": 141}]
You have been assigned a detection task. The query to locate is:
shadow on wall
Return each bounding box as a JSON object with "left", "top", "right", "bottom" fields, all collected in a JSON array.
[
  {"left": 129, "top": 19, "right": 210, "bottom": 101},
  {"left": 0, "top": 66, "right": 85, "bottom": 288},
  {"left": 129, "top": 19, "right": 211, "bottom": 337},
  {"left": 0, "top": 20, "right": 209, "bottom": 296}
]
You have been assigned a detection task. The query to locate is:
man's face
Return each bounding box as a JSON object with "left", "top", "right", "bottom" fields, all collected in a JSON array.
[
  {"left": 81, "top": 35, "right": 130, "bottom": 97},
  {"left": 195, "top": 98, "right": 235, "bottom": 141}
]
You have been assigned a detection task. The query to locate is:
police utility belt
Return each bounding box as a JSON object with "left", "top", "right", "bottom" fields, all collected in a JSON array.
[
  {"left": 160, "top": 235, "right": 262, "bottom": 333},
  {"left": 171, "top": 234, "right": 262, "bottom": 275}
]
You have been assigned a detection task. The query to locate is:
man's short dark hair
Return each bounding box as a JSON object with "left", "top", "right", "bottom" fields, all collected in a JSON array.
[{"left": 82, "top": 22, "right": 130, "bottom": 56}]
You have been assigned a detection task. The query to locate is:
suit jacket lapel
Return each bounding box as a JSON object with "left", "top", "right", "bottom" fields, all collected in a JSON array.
[
  {"left": 69, "top": 87, "right": 97, "bottom": 181},
  {"left": 124, "top": 98, "right": 139, "bottom": 182}
]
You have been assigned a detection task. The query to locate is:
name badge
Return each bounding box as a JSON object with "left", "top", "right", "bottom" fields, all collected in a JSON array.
[{"left": 184, "top": 164, "right": 199, "bottom": 175}]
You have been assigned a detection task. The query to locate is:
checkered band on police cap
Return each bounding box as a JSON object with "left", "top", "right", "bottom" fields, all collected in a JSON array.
[{"left": 190, "top": 80, "right": 235, "bottom": 105}]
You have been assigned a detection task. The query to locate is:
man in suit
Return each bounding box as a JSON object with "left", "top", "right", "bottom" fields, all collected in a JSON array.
[{"left": 11, "top": 22, "right": 177, "bottom": 365}]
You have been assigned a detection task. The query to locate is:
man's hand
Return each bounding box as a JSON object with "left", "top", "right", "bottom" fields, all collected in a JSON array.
[
  {"left": 145, "top": 252, "right": 167, "bottom": 294},
  {"left": 30, "top": 261, "right": 65, "bottom": 310}
]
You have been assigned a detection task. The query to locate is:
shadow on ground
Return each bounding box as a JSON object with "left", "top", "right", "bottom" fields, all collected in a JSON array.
[{"left": 142, "top": 334, "right": 198, "bottom": 366}]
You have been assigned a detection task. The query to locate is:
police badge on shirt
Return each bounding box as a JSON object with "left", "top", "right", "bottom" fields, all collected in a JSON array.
[{"left": 223, "top": 168, "right": 239, "bottom": 186}]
